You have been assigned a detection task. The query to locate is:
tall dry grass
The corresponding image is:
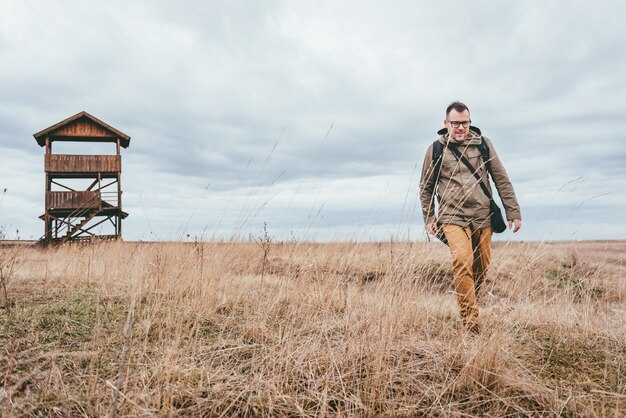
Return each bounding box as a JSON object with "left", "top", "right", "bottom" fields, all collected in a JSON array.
[{"left": 1, "top": 239, "right": 624, "bottom": 416}]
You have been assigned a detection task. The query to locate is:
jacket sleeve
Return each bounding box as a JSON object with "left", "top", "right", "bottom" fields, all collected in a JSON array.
[
  {"left": 483, "top": 136, "right": 522, "bottom": 221},
  {"left": 419, "top": 143, "right": 438, "bottom": 225}
]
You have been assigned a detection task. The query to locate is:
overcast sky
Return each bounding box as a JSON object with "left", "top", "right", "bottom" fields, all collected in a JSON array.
[{"left": 1, "top": 0, "right": 625, "bottom": 242}]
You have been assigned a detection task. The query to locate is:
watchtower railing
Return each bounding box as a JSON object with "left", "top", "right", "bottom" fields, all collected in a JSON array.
[
  {"left": 46, "top": 191, "right": 101, "bottom": 209},
  {"left": 45, "top": 154, "right": 121, "bottom": 173}
]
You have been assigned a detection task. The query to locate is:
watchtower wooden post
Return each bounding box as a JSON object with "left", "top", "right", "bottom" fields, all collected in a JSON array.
[{"left": 33, "top": 111, "right": 131, "bottom": 245}]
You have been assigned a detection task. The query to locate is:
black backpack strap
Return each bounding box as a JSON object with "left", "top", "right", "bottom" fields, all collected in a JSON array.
[
  {"left": 478, "top": 137, "right": 493, "bottom": 173},
  {"left": 478, "top": 137, "right": 500, "bottom": 190},
  {"left": 432, "top": 140, "right": 444, "bottom": 181}
]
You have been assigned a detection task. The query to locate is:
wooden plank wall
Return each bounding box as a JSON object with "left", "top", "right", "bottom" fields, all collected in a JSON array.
[
  {"left": 46, "top": 191, "right": 101, "bottom": 209},
  {"left": 45, "top": 154, "right": 121, "bottom": 173},
  {"left": 52, "top": 120, "right": 113, "bottom": 138}
]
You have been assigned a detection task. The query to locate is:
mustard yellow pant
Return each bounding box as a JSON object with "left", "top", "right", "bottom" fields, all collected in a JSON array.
[{"left": 442, "top": 225, "right": 492, "bottom": 326}]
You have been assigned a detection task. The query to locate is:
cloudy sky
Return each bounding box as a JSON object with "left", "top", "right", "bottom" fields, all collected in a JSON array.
[{"left": 1, "top": 0, "right": 625, "bottom": 242}]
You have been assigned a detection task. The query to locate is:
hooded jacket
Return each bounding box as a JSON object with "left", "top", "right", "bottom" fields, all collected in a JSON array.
[{"left": 419, "top": 127, "right": 521, "bottom": 229}]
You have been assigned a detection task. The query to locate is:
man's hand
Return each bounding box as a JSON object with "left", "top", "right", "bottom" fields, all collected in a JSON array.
[
  {"left": 426, "top": 222, "right": 438, "bottom": 236},
  {"left": 508, "top": 219, "right": 522, "bottom": 233}
]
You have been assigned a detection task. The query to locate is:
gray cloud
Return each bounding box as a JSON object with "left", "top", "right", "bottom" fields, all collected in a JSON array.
[{"left": 1, "top": 0, "right": 625, "bottom": 241}]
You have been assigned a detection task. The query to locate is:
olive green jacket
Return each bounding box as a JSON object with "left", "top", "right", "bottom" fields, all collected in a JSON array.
[{"left": 419, "top": 128, "right": 521, "bottom": 229}]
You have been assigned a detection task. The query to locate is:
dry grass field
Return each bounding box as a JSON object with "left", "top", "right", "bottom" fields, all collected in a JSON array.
[{"left": 0, "top": 239, "right": 624, "bottom": 416}]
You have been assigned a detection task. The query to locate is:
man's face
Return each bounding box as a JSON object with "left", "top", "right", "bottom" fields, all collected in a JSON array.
[{"left": 444, "top": 109, "right": 471, "bottom": 142}]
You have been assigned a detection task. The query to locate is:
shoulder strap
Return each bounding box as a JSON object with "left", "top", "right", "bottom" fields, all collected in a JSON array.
[
  {"left": 478, "top": 136, "right": 493, "bottom": 170},
  {"left": 432, "top": 140, "right": 444, "bottom": 181},
  {"left": 447, "top": 145, "right": 494, "bottom": 200}
]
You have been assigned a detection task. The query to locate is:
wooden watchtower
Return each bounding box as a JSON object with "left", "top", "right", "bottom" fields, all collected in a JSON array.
[{"left": 33, "top": 111, "right": 131, "bottom": 245}]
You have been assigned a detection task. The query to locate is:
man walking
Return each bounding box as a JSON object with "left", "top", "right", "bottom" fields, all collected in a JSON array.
[{"left": 419, "top": 101, "right": 522, "bottom": 333}]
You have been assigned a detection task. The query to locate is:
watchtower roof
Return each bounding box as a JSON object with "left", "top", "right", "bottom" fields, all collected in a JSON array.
[{"left": 33, "top": 111, "right": 131, "bottom": 148}]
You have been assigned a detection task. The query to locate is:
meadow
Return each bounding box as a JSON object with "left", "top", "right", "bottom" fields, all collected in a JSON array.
[{"left": 0, "top": 239, "right": 624, "bottom": 416}]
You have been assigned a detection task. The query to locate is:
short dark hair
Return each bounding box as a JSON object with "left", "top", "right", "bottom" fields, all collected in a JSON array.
[{"left": 446, "top": 101, "right": 470, "bottom": 118}]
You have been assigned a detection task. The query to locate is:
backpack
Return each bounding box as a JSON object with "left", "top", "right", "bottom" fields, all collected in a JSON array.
[{"left": 432, "top": 126, "right": 490, "bottom": 181}]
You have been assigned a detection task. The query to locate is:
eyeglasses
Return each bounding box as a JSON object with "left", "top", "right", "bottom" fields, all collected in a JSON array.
[{"left": 448, "top": 120, "right": 471, "bottom": 128}]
